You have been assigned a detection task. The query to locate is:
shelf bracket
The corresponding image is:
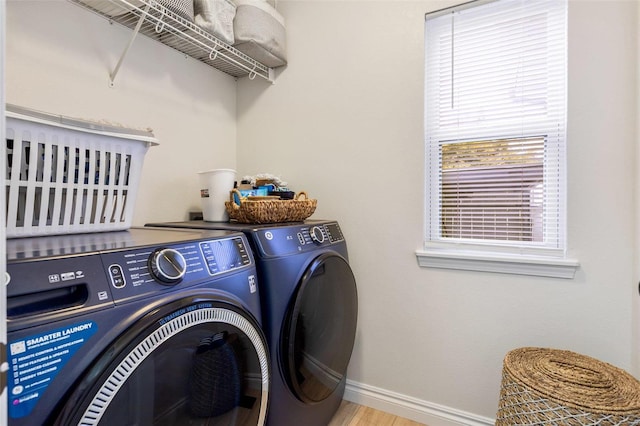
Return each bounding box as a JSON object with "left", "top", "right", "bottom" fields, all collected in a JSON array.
[{"left": 109, "top": 3, "right": 151, "bottom": 87}]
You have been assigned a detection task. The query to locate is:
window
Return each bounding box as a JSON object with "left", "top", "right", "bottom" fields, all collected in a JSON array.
[
  {"left": 419, "top": 0, "right": 578, "bottom": 278},
  {"left": 441, "top": 136, "right": 544, "bottom": 242}
]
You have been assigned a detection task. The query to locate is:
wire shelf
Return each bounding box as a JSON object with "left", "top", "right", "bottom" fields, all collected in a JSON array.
[{"left": 69, "top": 0, "right": 274, "bottom": 82}]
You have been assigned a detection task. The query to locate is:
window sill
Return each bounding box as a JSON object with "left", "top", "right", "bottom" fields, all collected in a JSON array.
[{"left": 415, "top": 249, "right": 579, "bottom": 279}]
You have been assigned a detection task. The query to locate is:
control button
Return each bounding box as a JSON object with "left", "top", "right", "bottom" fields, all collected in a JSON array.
[
  {"left": 235, "top": 239, "right": 251, "bottom": 265},
  {"left": 149, "top": 248, "right": 187, "bottom": 285},
  {"left": 61, "top": 272, "right": 76, "bottom": 281},
  {"left": 109, "top": 264, "right": 126, "bottom": 289},
  {"left": 310, "top": 226, "right": 325, "bottom": 244}
]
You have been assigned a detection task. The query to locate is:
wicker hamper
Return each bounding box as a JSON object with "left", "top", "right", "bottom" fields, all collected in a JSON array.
[{"left": 496, "top": 347, "right": 640, "bottom": 425}]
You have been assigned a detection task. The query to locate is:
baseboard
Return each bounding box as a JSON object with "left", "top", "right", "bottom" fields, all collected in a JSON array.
[{"left": 343, "top": 380, "right": 495, "bottom": 426}]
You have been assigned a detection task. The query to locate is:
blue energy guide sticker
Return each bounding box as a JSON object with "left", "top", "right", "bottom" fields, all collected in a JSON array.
[{"left": 7, "top": 321, "right": 97, "bottom": 418}]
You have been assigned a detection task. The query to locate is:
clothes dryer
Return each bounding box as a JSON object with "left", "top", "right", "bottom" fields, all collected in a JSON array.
[
  {"left": 146, "top": 220, "right": 358, "bottom": 426},
  {"left": 6, "top": 227, "right": 270, "bottom": 426}
]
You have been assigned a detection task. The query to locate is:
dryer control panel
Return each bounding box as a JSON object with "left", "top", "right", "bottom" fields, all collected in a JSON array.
[{"left": 253, "top": 222, "right": 345, "bottom": 257}]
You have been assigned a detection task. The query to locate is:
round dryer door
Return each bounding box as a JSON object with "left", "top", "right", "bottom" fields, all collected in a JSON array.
[
  {"left": 52, "top": 298, "right": 269, "bottom": 425},
  {"left": 282, "top": 253, "right": 358, "bottom": 403}
]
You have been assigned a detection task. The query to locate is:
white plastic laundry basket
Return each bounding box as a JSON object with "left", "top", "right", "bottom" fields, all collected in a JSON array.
[{"left": 5, "top": 105, "right": 158, "bottom": 238}]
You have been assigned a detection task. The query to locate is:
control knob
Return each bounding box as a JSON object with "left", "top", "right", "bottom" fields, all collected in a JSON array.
[
  {"left": 149, "top": 248, "right": 187, "bottom": 285},
  {"left": 310, "top": 226, "right": 325, "bottom": 244}
]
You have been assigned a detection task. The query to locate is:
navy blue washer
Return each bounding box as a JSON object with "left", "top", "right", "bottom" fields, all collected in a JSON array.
[
  {"left": 6, "top": 227, "right": 270, "bottom": 426},
  {"left": 146, "top": 220, "right": 359, "bottom": 426}
]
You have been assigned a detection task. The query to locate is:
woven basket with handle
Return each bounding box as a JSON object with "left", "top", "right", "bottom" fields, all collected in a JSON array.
[{"left": 225, "top": 189, "right": 317, "bottom": 224}]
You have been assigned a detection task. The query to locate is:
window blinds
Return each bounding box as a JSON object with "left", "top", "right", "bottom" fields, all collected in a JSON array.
[{"left": 424, "top": 0, "right": 567, "bottom": 252}]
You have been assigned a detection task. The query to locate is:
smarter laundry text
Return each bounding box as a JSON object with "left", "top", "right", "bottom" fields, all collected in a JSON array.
[
  {"left": 8, "top": 321, "right": 97, "bottom": 419},
  {"left": 24, "top": 323, "right": 93, "bottom": 349}
]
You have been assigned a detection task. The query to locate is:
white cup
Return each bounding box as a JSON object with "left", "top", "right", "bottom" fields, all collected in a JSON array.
[{"left": 198, "top": 169, "right": 236, "bottom": 222}]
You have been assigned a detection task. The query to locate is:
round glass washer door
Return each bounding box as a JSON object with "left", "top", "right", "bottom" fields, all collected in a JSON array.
[
  {"left": 282, "top": 253, "right": 358, "bottom": 403},
  {"left": 53, "top": 298, "right": 269, "bottom": 426}
]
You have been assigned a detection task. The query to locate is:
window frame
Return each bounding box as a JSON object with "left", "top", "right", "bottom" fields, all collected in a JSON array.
[{"left": 416, "top": 0, "right": 579, "bottom": 278}]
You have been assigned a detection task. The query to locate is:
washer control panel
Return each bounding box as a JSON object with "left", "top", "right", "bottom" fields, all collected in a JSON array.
[
  {"left": 255, "top": 222, "right": 345, "bottom": 257},
  {"left": 102, "top": 236, "right": 252, "bottom": 303},
  {"left": 6, "top": 229, "right": 256, "bottom": 330}
]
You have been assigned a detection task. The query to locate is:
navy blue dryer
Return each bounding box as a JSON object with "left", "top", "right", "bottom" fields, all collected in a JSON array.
[
  {"left": 146, "top": 220, "right": 359, "bottom": 426},
  {"left": 6, "top": 227, "right": 270, "bottom": 426}
]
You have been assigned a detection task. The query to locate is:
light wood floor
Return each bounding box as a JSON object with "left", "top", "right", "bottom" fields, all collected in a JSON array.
[{"left": 328, "top": 401, "right": 426, "bottom": 426}]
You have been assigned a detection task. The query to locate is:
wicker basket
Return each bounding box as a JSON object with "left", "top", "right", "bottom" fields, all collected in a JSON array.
[
  {"left": 225, "top": 189, "right": 316, "bottom": 224},
  {"left": 496, "top": 347, "right": 640, "bottom": 425}
]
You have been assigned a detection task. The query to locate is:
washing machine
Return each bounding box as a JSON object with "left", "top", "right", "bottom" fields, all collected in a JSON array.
[
  {"left": 6, "top": 227, "right": 270, "bottom": 426},
  {"left": 146, "top": 220, "right": 358, "bottom": 426}
]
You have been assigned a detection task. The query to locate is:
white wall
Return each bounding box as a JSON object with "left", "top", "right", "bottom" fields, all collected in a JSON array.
[
  {"left": 237, "top": 0, "right": 639, "bottom": 422},
  {"left": 6, "top": 0, "right": 238, "bottom": 225},
  {"left": 4, "top": 0, "right": 639, "bottom": 423}
]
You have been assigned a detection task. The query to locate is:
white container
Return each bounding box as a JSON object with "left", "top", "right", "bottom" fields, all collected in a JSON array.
[
  {"left": 5, "top": 104, "right": 158, "bottom": 238},
  {"left": 198, "top": 169, "right": 236, "bottom": 222}
]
